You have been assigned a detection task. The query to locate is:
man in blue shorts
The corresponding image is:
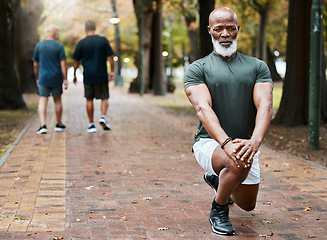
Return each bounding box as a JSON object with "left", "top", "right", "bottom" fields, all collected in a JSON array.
[
  {"left": 73, "top": 20, "right": 115, "bottom": 133},
  {"left": 184, "top": 7, "right": 273, "bottom": 235},
  {"left": 33, "top": 24, "right": 68, "bottom": 134}
]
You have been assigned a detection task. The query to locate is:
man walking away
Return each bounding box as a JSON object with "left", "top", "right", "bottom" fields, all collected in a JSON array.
[
  {"left": 73, "top": 20, "right": 115, "bottom": 133},
  {"left": 33, "top": 24, "right": 68, "bottom": 134}
]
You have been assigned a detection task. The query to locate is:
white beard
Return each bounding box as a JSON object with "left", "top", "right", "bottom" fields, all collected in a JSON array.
[{"left": 211, "top": 35, "right": 237, "bottom": 57}]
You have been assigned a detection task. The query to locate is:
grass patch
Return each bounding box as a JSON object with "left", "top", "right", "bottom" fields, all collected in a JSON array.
[
  {"left": 273, "top": 85, "right": 282, "bottom": 109},
  {"left": 0, "top": 94, "right": 38, "bottom": 158}
]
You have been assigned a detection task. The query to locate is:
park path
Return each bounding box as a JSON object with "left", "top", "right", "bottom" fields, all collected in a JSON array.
[{"left": 0, "top": 83, "right": 326, "bottom": 239}]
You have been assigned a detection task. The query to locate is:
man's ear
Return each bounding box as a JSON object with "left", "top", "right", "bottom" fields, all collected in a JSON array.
[
  {"left": 207, "top": 26, "right": 211, "bottom": 34},
  {"left": 237, "top": 25, "right": 240, "bottom": 32}
]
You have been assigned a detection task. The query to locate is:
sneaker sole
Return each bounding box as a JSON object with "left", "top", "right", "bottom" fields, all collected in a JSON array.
[
  {"left": 37, "top": 130, "right": 47, "bottom": 134},
  {"left": 54, "top": 128, "right": 65, "bottom": 132},
  {"left": 87, "top": 129, "right": 97, "bottom": 133},
  {"left": 99, "top": 121, "right": 110, "bottom": 130},
  {"left": 209, "top": 219, "right": 235, "bottom": 235}
]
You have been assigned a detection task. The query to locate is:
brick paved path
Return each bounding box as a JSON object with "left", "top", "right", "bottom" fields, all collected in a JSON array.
[{"left": 0, "top": 83, "right": 326, "bottom": 239}]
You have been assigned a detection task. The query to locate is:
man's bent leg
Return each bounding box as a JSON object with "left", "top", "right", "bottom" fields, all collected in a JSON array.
[
  {"left": 38, "top": 97, "right": 48, "bottom": 126},
  {"left": 231, "top": 184, "right": 259, "bottom": 211},
  {"left": 209, "top": 147, "right": 252, "bottom": 235},
  {"left": 211, "top": 147, "right": 251, "bottom": 206}
]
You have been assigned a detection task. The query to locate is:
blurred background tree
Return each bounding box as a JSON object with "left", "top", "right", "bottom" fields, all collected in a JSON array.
[
  {"left": 0, "top": 0, "right": 26, "bottom": 109},
  {"left": 0, "top": 0, "right": 326, "bottom": 126}
]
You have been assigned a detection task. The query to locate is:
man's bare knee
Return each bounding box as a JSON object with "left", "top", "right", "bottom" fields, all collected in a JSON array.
[{"left": 242, "top": 203, "right": 256, "bottom": 211}]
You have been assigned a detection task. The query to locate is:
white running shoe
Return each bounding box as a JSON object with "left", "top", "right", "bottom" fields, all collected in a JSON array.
[
  {"left": 87, "top": 124, "right": 97, "bottom": 133},
  {"left": 99, "top": 116, "right": 111, "bottom": 130}
]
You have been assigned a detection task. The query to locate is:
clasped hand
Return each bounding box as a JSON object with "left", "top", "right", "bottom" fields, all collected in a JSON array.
[{"left": 223, "top": 139, "right": 259, "bottom": 168}]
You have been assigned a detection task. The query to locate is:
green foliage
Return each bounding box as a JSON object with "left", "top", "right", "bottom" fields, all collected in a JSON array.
[
  {"left": 38, "top": 0, "right": 290, "bottom": 71},
  {"left": 216, "top": 0, "right": 289, "bottom": 58}
]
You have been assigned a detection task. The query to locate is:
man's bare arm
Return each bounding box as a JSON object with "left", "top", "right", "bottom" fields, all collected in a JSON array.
[
  {"left": 185, "top": 84, "right": 241, "bottom": 167},
  {"left": 33, "top": 61, "right": 39, "bottom": 86},
  {"left": 108, "top": 56, "right": 115, "bottom": 81},
  {"left": 234, "top": 82, "right": 273, "bottom": 165},
  {"left": 73, "top": 60, "right": 80, "bottom": 85},
  {"left": 60, "top": 59, "right": 68, "bottom": 89}
]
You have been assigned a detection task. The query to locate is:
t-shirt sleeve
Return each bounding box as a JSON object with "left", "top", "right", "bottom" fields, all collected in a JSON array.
[
  {"left": 105, "top": 38, "right": 114, "bottom": 57},
  {"left": 255, "top": 60, "right": 273, "bottom": 84},
  {"left": 72, "top": 42, "right": 81, "bottom": 61},
  {"left": 184, "top": 60, "right": 205, "bottom": 90}
]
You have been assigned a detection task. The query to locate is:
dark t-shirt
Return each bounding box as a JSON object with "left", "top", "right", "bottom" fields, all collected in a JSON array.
[
  {"left": 33, "top": 40, "right": 66, "bottom": 87},
  {"left": 73, "top": 35, "right": 114, "bottom": 84},
  {"left": 184, "top": 52, "right": 273, "bottom": 142}
]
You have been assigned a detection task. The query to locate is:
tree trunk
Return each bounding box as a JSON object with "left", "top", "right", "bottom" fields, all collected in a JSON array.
[
  {"left": 271, "top": 0, "right": 312, "bottom": 126},
  {"left": 186, "top": 21, "right": 200, "bottom": 63},
  {"left": 15, "top": 0, "right": 43, "bottom": 93},
  {"left": 320, "top": 35, "right": 327, "bottom": 124},
  {"left": 256, "top": 5, "right": 269, "bottom": 62},
  {"left": 130, "top": 0, "right": 154, "bottom": 93},
  {"left": 198, "top": 0, "right": 215, "bottom": 58},
  {"left": 0, "top": 0, "right": 26, "bottom": 109},
  {"left": 152, "top": 0, "right": 166, "bottom": 95},
  {"left": 178, "top": 0, "right": 199, "bottom": 62}
]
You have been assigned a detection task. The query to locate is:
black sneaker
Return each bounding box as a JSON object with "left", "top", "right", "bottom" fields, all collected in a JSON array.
[
  {"left": 37, "top": 125, "right": 47, "bottom": 134},
  {"left": 204, "top": 172, "right": 234, "bottom": 205},
  {"left": 209, "top": 204, "right": 235, "bottom": 235},
  {"left": 54, "top": 123, "right": 66, "bottom": 132}
]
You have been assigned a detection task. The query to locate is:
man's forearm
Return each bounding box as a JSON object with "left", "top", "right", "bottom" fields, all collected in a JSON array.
[
  {"left": 61, "top": 60, "right": 68, "bottom": 80},
  {"left": 108, "top": 57, "right": 114, "bottom": 73},
  {"left": 251, "top": 102, "right": 273, "bottom": 147},
  {"left": 73, "top": 60, "right": 80, "bottom": 72},
  {"left": 197, "top": 107, "right": 229, "bottom": 145},
  {"left": 33, "top": 61, "right": 39, "bottom": 80}
]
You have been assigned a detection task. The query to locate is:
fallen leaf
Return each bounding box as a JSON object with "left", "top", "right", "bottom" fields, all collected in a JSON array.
[
  {"left": 281, "top": 207, "right": 292, "bottom": 211},
  {"left": 304, "top": 206, "right": 312, "bottom": 211},
  {"left": 158, "top": 227, "right": 168, "bottom": 231},
  {"left": 262, "top": 220, "right": 273, "bottom": 224},
  {"left": 76, "top": 218, "right": 81, "bottom": 222},
  {"left": 259, "top": 232, "right": 274, "bottom": 238},
  {"left": 85, "top": 186, "right": 93, "bottom": 190}
]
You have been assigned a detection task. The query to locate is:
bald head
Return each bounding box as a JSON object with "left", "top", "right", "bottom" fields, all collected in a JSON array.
[
  {"left": 46, "top": 24, "right": 59, "bottom": 40},
  {"left": 209, "top": 7, "right": 238, "bottom": 27}
]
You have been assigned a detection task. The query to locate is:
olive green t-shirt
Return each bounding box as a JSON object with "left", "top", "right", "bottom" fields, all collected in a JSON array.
[{"left": 184, "top": 52, "right": 272, "bottom": 142}]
